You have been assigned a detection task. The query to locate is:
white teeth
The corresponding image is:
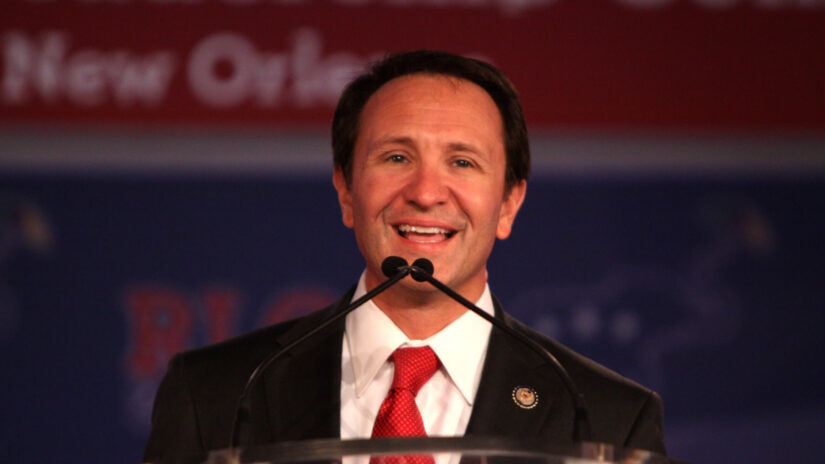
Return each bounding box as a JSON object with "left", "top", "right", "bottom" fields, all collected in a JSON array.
[{"left": 397, "top": 224, "right": 450, "bottom": 235}]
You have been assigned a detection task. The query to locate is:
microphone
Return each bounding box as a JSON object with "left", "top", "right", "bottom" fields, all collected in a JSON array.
[
  {"left": 382, "top": 255, "right": 409, "bottom": 278},
  {"left": 410, "top": 258, "right": 433, "bottom": 282},
  {"left": 408, "top": 258, "right": 593, "bottom": 442},
  {"left": 230, "top": 256, "right": 413, "bottom": 448},
  {"left": 230, "top": 256, "right": 592, "bottom": 448}
]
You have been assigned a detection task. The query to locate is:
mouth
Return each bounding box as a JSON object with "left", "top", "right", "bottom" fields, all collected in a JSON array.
[{"left": 395, "top": 224, "right": 456, "bottom": 243}]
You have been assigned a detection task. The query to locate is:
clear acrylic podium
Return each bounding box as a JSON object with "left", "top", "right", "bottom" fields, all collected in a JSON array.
[{"left": 202, "top": 436, "right": 681, "bottom": 464}]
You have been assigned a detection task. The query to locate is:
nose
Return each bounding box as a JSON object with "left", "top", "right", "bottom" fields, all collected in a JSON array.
[{"left": 402, "top": 161, "right": 448, "bottom": 210}]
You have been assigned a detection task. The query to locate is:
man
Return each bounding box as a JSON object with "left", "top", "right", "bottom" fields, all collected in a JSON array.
[{"left": 143, "top": 51, "right": 666, "bottom": 463}]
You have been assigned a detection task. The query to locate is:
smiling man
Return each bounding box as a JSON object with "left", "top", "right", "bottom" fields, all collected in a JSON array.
[
  {"left": 143, "top": 51, "right": 666, "bottom": 463},
  {"left": 332, "top": 72, "right": 525, "bottom": 340}
]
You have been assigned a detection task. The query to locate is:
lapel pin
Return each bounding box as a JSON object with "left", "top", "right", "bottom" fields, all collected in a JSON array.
[{"left": 512, "top": 386, "right": 539, "bottom": 409}]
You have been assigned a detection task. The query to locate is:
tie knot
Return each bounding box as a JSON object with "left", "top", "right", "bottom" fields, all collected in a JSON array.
[{"left": 390, "top": 346, "right": 439, "bottom": 395}]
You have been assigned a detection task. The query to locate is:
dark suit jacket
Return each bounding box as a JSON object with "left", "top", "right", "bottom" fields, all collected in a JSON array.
[{"left": 143, "top": 290, "right": 666, "bottom": 463}]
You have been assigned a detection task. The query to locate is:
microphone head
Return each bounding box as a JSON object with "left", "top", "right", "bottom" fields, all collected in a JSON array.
[
  {"left": 381, "top": 256, "right": 409, "bottom": 278},
  {"left": 410, "top": 258, "right": 434, "bottom": 282}
]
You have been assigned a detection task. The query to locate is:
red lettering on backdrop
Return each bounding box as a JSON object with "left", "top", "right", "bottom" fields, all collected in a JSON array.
[
  {"left": 124, "top": 287, "right": 193, "bottom": 379},
  {"left": 202, "top": 287, "right": 239, "bottom": 344},
  {"left": 121, "top": 285, "right": 346, "bottom": 380}
]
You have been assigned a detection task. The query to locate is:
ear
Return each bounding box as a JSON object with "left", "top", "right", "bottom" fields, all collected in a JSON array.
[
  {"left": 332, "top": 167, "right": 354, "bottom": 229},
  {"left": 496, "top": 180, "right": 526, "bottom": 240}
]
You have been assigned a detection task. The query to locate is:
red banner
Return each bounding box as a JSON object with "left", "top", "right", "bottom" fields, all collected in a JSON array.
[{"left": 2, "top": 0, "right": 824, "bottom": 129}]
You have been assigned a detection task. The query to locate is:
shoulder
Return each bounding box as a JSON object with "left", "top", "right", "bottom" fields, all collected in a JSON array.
[
  {"left": 500, "top": 312, "right": 666, "bottom": 453},
  {"left": 169, "top": 293, "right": 347, "bottom": 381},
  {"left": 144, "top": 292, "right": 352, "bottom": 461},
  {"left": 500, "top": 311, "right": 653, "bottom": 395},
  {"left": 500, "top": 311, "right": 653, "bottom": 393}
]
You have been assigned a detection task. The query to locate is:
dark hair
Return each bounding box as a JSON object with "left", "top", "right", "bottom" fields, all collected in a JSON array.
[{"left": 332, "top": 50, "right": 530, "bottom": 192}]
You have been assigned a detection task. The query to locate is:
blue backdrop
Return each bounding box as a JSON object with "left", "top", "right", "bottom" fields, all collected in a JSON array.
[{"left": 1, "top": 171, "right": 823, "bottom": 463}]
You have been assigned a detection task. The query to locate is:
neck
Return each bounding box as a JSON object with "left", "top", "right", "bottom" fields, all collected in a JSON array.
[{"left": 369, "top": 281, "right": 484, "bottom": 340}]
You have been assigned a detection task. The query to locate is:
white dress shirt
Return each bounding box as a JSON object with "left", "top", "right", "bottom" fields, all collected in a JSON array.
[{"left": 340, "top": 272, "right": 495, "bottom": 456}]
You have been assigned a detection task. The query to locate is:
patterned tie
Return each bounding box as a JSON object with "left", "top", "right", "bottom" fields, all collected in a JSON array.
[{"left": 370, "top": 346, "right": 439, "bottom": 464}]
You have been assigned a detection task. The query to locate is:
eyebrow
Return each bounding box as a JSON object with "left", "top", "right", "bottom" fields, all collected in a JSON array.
[
  {"left": 446, "top": 142, "right": 483, "bottom": 155},
  {"left": 370, "top": 137, "right": 484, "bottom": 156},
  {"left": 371, "top": 136, "right": 415, "bottom": 149}
]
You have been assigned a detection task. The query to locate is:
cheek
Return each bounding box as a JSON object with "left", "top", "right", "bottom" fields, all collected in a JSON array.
[
  {"left": 460, "top": 193, "right": 504, "bottom": 235},
  {"left": 458, "top": 177, "right": 505, "bottom": 216},
  {"left": 351, "top": 177, "right": 397, "bottom": 222}
]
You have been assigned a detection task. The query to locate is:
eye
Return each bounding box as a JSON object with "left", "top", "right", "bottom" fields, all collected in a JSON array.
[
  {"left": 453, "top": 158, "right": 474, "bottom": 168},
  {"left": 386, "top": 153, "right": 408, "bottom": 163}
]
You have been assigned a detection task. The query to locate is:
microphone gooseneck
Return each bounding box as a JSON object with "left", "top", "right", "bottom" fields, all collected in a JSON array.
[
  {"left": 230, "top": 257, "right": 412, "bottom": 449},
  {"left": 230, "top": 255, "right": 592, "bottom": 449},
  {"left": 406, "top": 258, "right": 593, "bottom": 442}
]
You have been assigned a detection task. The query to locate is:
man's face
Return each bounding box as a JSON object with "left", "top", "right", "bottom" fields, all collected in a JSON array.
[{"left": 333, "top": 74, "right": 526, "bottom": 300}]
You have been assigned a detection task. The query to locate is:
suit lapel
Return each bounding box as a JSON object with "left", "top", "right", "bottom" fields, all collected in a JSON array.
[
  {"left": 260, "top": 290, "right": 353, "bottom": 442},
  {"left": 465, "top": 300, "right": 575, "bottom": 441},
  {"left": 252, "top": 290, "right": 574, "bottom": 442}
]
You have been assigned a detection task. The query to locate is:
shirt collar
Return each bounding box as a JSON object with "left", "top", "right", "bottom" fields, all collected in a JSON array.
[{"left": 345, "top": 271, "right": 494, "bottom": 405}]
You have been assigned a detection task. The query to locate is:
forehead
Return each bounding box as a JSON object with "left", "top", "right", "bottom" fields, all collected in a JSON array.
[{"left": 356, "top": 74, "right": 505, "bottom": 148}]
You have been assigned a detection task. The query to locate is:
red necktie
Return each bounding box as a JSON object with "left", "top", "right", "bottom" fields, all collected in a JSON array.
[{"left": 370, "top": 346, "right": 439, "bottom": 464}]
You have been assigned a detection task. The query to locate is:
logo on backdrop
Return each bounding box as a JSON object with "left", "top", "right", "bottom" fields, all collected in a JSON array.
[
  {"left": 510, "top": 198, "right": 773, "bottom": 393},
  {"left": 1, "top": 28, "right": 375, "bottom": 109},
  {"left": 120, "top": 283, "right": 337, "bottom": 429},
  {"left": 1, "top": 27, "right": 496, "bottom": 111}
]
